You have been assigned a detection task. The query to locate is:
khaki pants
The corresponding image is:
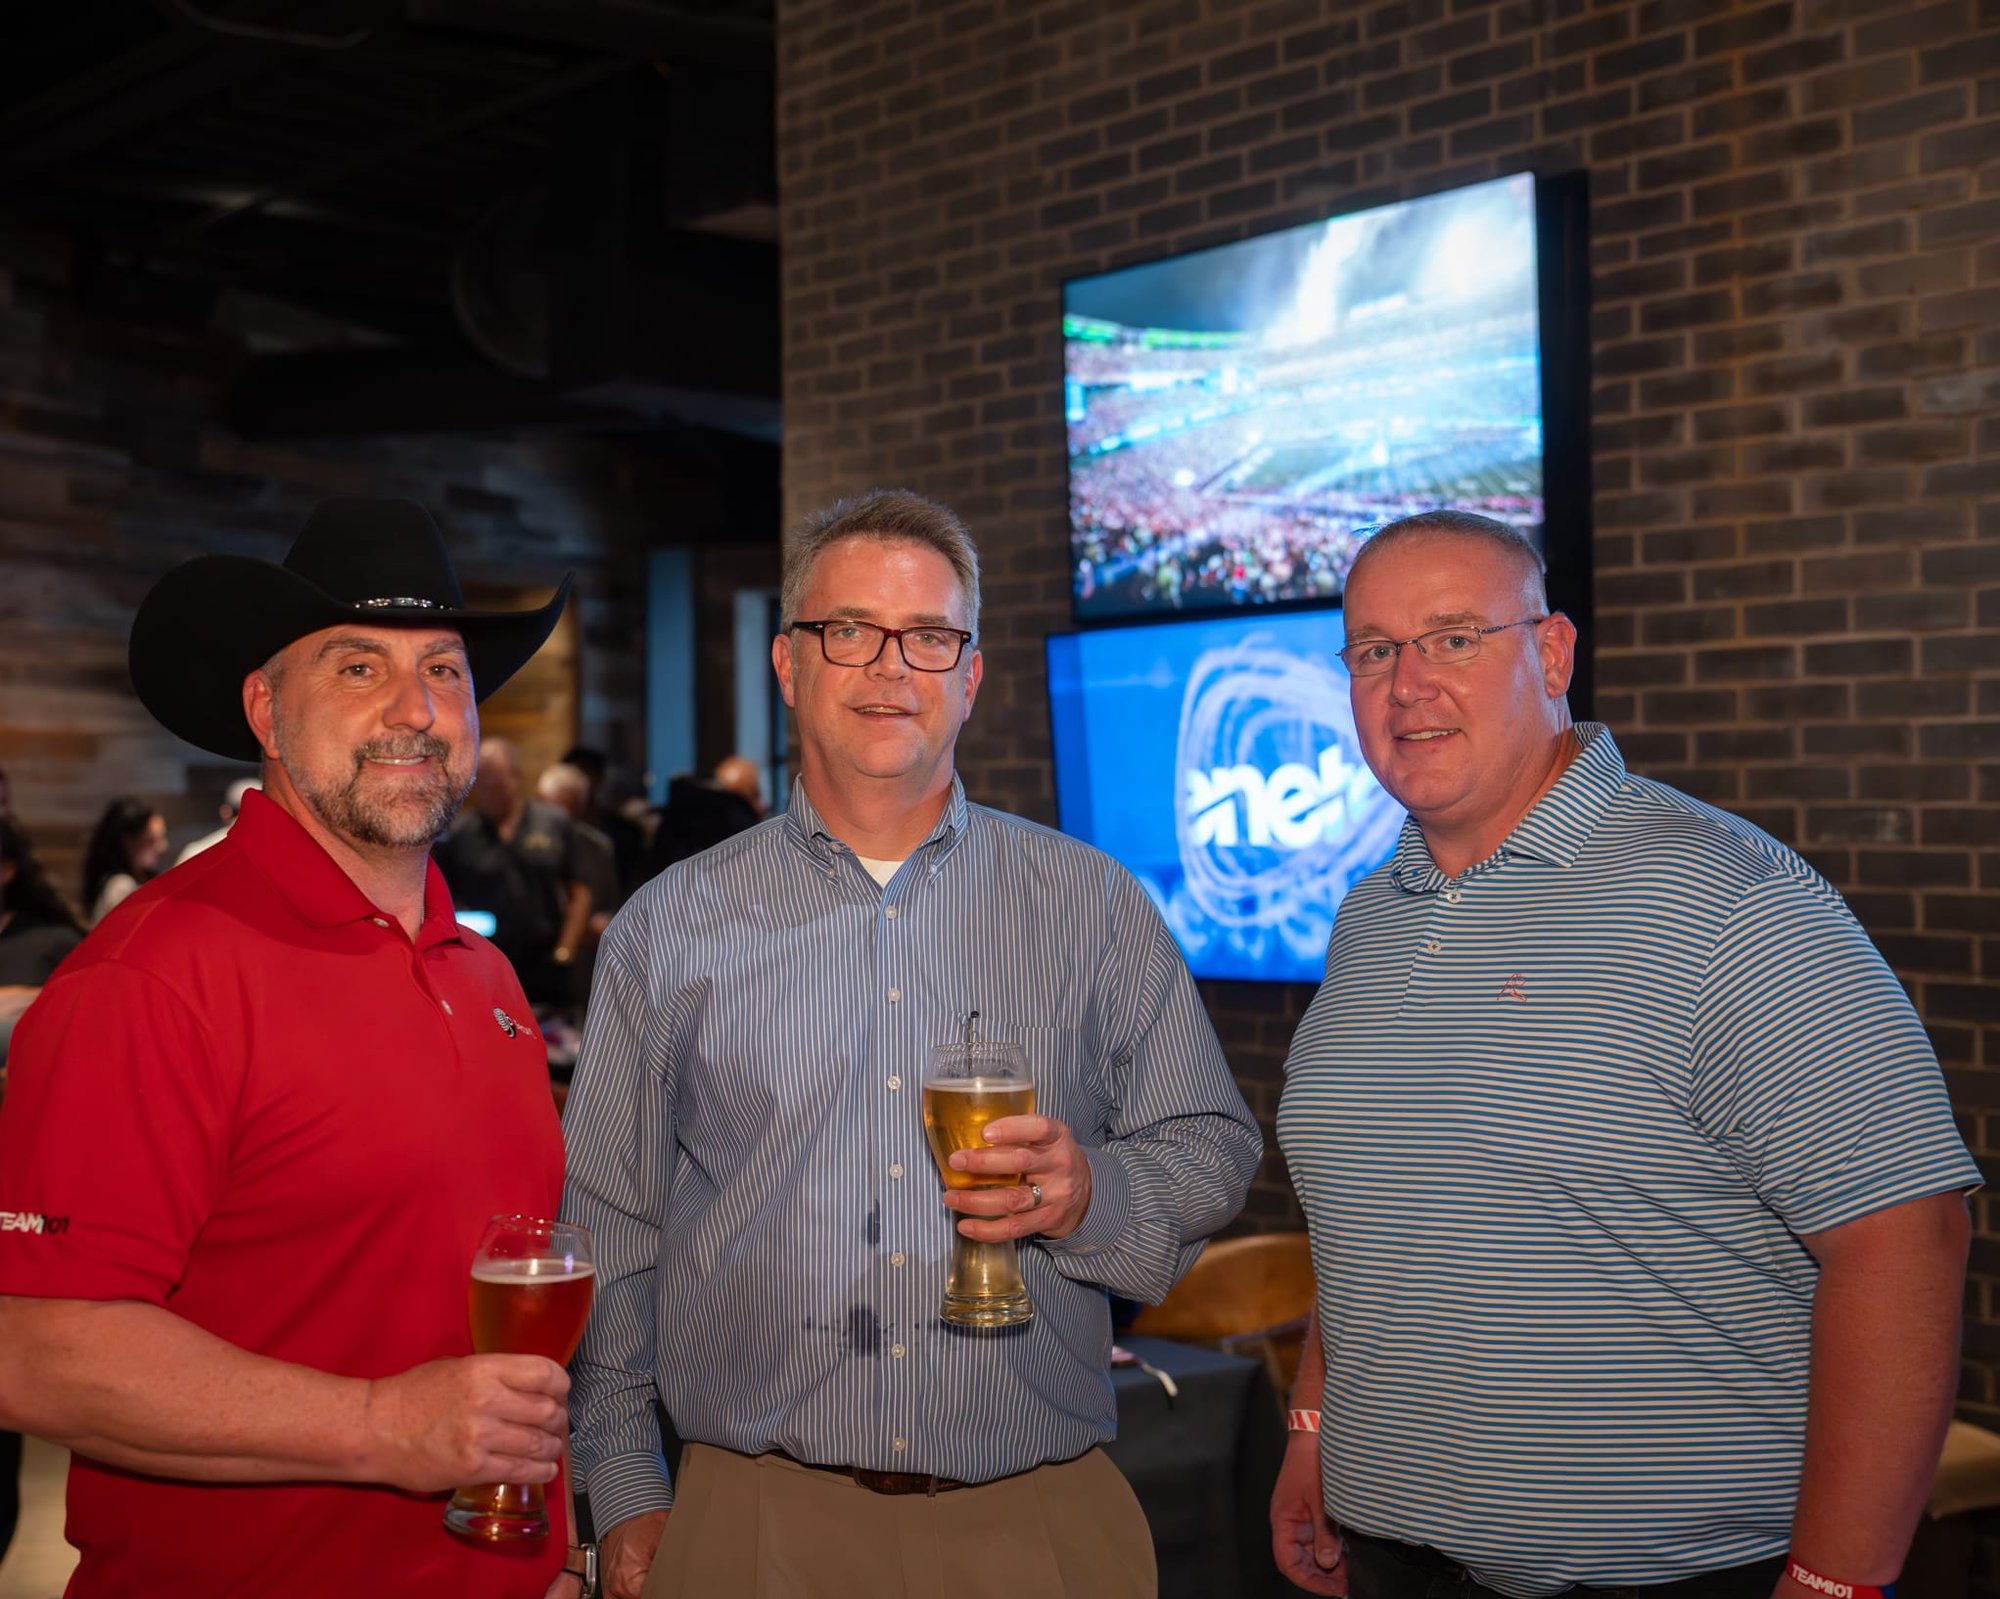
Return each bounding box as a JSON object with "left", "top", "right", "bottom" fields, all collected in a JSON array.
[{"left": 640, "top": 1442, "right": 1158, "bottom": 1599}]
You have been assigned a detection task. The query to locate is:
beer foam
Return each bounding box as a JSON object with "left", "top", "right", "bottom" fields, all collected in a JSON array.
[
  {"left": 922, "top": 1076, "right": 1031, "bottom": 1093},
  {"left": 470, "top": 1259, "right": 596, "bottom": 1283}
]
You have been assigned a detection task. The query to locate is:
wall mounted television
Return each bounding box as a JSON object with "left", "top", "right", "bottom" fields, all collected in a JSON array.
[
  {"left": 1062, "top": 170, "right": 1593, "bottom": 652},
  {"left": 1047, "top": 608, "right": 1405, "bottom": 986},
  {"left": 1049, "top": 172, "right": 1591, "bottom": 982}
]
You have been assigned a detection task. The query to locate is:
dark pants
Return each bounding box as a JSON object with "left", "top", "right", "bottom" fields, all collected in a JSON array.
[{"left": 1345, "top": 1528, "right": 1787, "bottom": 1599}]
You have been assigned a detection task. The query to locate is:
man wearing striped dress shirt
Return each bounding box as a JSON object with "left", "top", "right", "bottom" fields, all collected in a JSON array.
[
  {"left": 562, "top": 489, "right": 1262, "bottom": 1599},
  {"left": 1273, "top": 511, "right": 1976, "bottom": 1599}
]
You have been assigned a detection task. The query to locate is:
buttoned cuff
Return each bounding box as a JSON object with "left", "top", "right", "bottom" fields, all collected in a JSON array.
[
  {"left": 583, "top": 1451, "right": 675, "bottom": 1531},
  {"left": 1043, "top": 1145, "right": 1131, "bottom": 1257}
]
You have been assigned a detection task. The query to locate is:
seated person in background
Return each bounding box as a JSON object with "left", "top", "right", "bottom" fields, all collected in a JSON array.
[
  {"left": 80, "top": 797, "right": 168, "bottom": 925},
  {"left": 435, "top": 737, "right": 590, "bottom": 1007},
  {"left": 175, "top": 776, "right": 260, "bottom": 864}
]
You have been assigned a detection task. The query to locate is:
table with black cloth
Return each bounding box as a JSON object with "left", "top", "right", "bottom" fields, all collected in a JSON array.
[{"left": 1108, "top": 1333, "right": 1311, "bottom": 1599}]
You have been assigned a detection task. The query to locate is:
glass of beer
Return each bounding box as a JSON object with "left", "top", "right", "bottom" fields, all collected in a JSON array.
[
  {"left": 443, "top": 1215, "right": 595, "bottom": 1543},
  {"left": 923, "top": 1041, "right": 1035, "bottom": 1328}
]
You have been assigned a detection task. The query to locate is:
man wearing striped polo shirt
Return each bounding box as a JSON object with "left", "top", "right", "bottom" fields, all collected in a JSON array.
[
  {"left": 563, "top": 489, "right": 1261, "bottom": 1599},
  {"left": 1273, "top": 510, "right": 1975, "bottom": 1599}
]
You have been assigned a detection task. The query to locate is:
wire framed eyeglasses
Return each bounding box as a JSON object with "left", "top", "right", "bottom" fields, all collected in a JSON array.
[{"left": 1338, "top": 617, "right": 1548, "bottom": 677}]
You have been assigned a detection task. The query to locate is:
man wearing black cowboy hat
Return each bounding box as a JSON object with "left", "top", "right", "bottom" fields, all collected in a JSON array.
[{"left": 0, "top": 500, "right": 591, "bottom": 1598}]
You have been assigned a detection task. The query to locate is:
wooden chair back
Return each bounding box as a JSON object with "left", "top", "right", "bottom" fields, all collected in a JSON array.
[{"left": 1130, "top": 1231, "right": 1316, "bottom": 1396}]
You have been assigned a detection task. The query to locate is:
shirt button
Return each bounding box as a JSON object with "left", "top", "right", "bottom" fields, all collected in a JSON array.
[
  {"left": 441, "top": 999, "right": 454, "bottom": 1016},
  {"left": 887, "top": 1075, "right": 902, "bottom": 1091},
  {"left": 890, "top": 1252, "right": 906, "bottom": 1267},
  {"left": 1443, "top": 888, "right": 1462, "bottom": 904},
  {"left": 891, "top": 1343, "right": 906, "bottom": 1359},
  {"left": 892, "top": 1438, "right": 907, "bottom": 1453},
  {"left": 887, "top": 987, "right": 902, "bottom": 1003},
  {"left": 885, "top": 905, "right": 899, "bottom": 919},
  {"left": 889, "top": 1163, "right": 905, "bottom": 1179},
  {"left": 1422, "top": 938, "right": 1442, "bottom": 955},
  {"left": 371, "top": 917, "right": 388, "bottom": 928}
]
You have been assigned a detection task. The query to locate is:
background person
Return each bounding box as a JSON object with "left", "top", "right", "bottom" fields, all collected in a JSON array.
[
  {"left": 79, "top": 796, "right": 168, "bottom": 924},
  {"left": 436, "top": 737, "right": 591, "bottom": 1008},
  {"left": 535, "top": 761, "right": 620, "bottom": 1024},
  {"left": 174, "top": 775, "right": 260, "bottom": 864},
  {"left": 642, "top": 758, "right": 762, "bottom": 875},
  {"left": 709, "top": 753, "right": 766, "bottom": 817},
  {"left": 560, "top": 745, "right": 650, "bottom": 903},
  {"left": 0, "top": 810, "right": 84, "bottom": 1079},
  {"left": 536, "top": 763, "right": 620, "bottom": 936},
  {"left": 1271, "top": 510, "right": 1975, "bottom": 1599}
]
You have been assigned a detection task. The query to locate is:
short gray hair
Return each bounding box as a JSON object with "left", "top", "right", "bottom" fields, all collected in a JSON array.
[
  {"left": 1349, "top": 509, "right": 1548, "bottom": 611},
  {"left": 537, "top": 762, "right": 590, "bottom": 806},
  {"left": 781, "top": 489, "right": 982, "bottom": 636}
]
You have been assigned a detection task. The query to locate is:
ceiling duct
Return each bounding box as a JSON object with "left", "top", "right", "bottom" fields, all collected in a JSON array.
[{"left": 450, "top": 189, "right": 551, "bottom": 380}]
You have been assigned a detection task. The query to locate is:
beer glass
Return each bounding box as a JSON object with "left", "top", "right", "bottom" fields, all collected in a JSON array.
[
  {"left": 443, "top": 1215, "right": 595, "bottom": 1543},
  {"left": 923, "top": 1041, "right": 1035, "bottom": 1328}
]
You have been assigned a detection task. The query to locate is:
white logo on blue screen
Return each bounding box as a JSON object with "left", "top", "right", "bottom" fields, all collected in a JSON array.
[
  {"left": 1186, "top": 746, "right": 1379, "bottom": 850},
  {"left": 1169, "top": 637, "right": 1403, "bottom": 973}
]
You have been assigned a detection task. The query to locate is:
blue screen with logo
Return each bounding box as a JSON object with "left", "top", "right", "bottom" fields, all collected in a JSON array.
[{"left": 1046, "top": 609, "right": 1406, "bottom": 984}]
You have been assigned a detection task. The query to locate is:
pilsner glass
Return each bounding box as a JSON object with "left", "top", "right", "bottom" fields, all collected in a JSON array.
[
  {"left": 923, "top": 1041, "right": 1035, "bottom": 1328},
  {"left": 443, "top": 1215, "right": 595, "bottom": 1543}
]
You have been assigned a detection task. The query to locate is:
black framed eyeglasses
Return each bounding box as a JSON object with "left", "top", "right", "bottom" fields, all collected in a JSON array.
[
  {"left": 789, "top": 618, "right": 975, "bottom": 672},
  {"left": 1338, "top": 617, "right": 1548, "bottom": 677}
]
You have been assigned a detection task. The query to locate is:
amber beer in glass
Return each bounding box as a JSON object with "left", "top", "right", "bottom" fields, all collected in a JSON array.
[
  {"left": 443, "top": 1215, "right": 594, "bottom": 1542},
  {"left": 923, "top": 1042, "right": 1035, "bottom": 1327}
]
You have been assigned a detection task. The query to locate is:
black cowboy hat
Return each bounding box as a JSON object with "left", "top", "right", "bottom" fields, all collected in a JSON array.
[{"left": 128, "top": 498, "right": 572, "bottom": 763}]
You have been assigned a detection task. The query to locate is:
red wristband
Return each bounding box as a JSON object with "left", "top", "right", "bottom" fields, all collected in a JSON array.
[
  {"left": 1785, "top": 1557, "right": 1895, "bottom": 1599},
  {"left": 1286, "top": 1408, "right": 1320, "bottom": 1433}
]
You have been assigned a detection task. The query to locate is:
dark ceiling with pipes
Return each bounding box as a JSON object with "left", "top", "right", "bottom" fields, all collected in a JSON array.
[{"left": 2, "top": 0, "right": 779, "bottom": 489}]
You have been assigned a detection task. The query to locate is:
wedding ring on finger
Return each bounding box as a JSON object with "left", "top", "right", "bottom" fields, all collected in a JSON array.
[{"left": 1029, "top": 1182, "right": 1044, "bottom": 1208}]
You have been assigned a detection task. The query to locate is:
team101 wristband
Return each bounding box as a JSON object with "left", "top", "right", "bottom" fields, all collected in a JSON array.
[
  {"left": 1785, "top": 1557, "right": 1894, "bottom": 1599},
  {"left": 1286, "top": 1408, "right": 1321, "bottom": 1433}
]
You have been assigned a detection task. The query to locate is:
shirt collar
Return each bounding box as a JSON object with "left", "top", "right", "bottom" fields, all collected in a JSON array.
[
  {"left": 1389, "top": 722, "right": 1625, "bottom": 892},
  {"left": 782, "top": 775, "right": 970, "bottom": 869},
  {"left": 231, "top": 788, "right": 465, "bottom": 946}
]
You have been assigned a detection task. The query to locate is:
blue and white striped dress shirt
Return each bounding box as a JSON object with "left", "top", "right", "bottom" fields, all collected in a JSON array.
[
  {"left": 562, "top": 777, "right": 1262, "bottom": 1530},
  {"left": 1279, "top": 723, "right": 1979, "bottom": 1596}
]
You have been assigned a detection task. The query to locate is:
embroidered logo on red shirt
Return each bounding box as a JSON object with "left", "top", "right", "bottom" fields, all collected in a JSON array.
[
  {"left": 493, "top": 1007, "right": 519, "bottom": 1038},
  {"left": 1497, "top": 973, "right": 1529, "bottom": 1003},
  {"left": 0, "top": 1210, "right": 69, "bottom": 1236}
]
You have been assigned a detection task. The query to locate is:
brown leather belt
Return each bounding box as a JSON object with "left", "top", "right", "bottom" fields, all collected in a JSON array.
[{"left": 764, "top": 1446, "right": 969, "bottom": 1497}]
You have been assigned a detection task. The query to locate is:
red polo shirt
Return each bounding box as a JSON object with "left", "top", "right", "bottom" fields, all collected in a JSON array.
[{"left": 0, "top": 791, "right": 568, "bottom": 1598}]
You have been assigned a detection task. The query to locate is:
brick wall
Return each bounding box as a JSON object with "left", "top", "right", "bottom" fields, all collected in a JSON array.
[
  {"left": 775, "top": 0, "right": 2000, "bottom": 1397},
  {"left": 0, "top": 223, "right": 701, "bottom": 890}
]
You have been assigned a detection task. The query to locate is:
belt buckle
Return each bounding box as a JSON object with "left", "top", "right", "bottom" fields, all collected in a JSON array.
[{"left": 852, "top": 1466, "right": 942, "bottom": 1496}]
